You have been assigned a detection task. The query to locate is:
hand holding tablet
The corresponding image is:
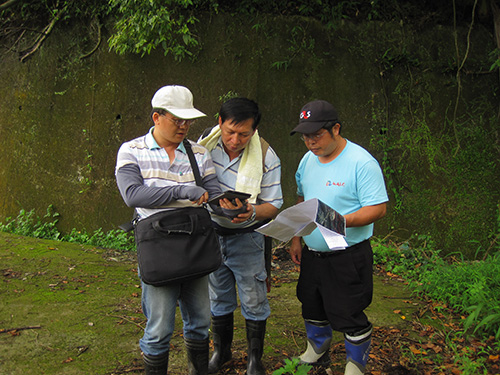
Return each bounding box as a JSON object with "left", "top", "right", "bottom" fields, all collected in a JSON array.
[{"left": 208, "top": 190, "right": 251, "bottom": 206}]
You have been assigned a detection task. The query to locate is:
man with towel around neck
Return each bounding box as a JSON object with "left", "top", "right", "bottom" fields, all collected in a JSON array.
[{"left": 198, "top": 97, "right": 283, "bottom": 375}]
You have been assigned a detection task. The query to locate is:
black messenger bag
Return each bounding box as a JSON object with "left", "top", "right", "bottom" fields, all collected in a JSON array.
[
  {"left": 133, "top": 139, "right": 221, "bottom": 286},
  {"left": 135, "top": 206, "right": 221, "bottom": 286}
]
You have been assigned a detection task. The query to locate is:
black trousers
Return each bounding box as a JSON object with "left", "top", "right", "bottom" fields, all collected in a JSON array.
[{"left": 296, "top": 239, "right": 373, "bottom": 335}]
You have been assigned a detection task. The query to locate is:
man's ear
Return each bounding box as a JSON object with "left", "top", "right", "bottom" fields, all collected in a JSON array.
[
  {"left": 152, "top": 112, "right": 160, "bottom": 124},
  {"left": 218, "top": 116, "right": 222, "bottom": 126}
]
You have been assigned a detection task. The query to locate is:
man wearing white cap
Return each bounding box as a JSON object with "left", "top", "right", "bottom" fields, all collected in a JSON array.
[
  {"left": 289, "top": 100, "right": 388, "bottom": 375},
  {"left": 115, "top": 85, "right": 228, "bottom": 375}
]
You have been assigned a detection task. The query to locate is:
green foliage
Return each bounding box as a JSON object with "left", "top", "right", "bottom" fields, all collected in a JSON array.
[
  {"left": 0, "top": 206, "right": 135, "bottom": 251},
  {"left": 218, "top": 90, "right": 240, "bottom": 103},
  {"left": 488, "top": 49, "right": 500, "bottom": 71},
  {"left": 271, "top": 25, "right": 317, "bottom": 71},
  {"left": 372, "top": 237, "right": 500, "bottom": 341},
  {"left": 2, "top": 0, "right": 112, "bottom": 24},
  {"left": 272, "top": 358, "right": 312, "bottom": 375},
  {"left": 107, "top": 0, "right": 203, "bottom": 59},
  {"left": 213, "top": 90, "right": 240, "bottom": 119},
  {"left": 63, "top": 228, "right": 135, "bottom": 251},
  {"left": 369, "top": 55, "right": 499, "bottom": 257},
  {"left": 1, "top": 0, "right": 491, "bottom": 61},
  {"left": 0, "top": 206, "right": 61, "bottom": 240}
]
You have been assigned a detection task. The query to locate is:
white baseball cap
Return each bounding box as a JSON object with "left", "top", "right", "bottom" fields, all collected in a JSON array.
[{"left": 151, "top": 85, "right": 206, "bottom": 119}]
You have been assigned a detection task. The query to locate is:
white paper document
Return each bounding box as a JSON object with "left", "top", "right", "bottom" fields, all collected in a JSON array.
[{"left": 256, "top": 198, "right": 348, "bottom": 250}]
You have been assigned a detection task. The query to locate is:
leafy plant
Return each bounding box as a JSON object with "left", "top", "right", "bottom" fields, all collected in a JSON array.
[
  {"left": 0, "top": 206, "right": 61, "bottom": 240},
  {"left": 272, "top": 358, "right": 312, "bottom": 375},
  {"left": 373, "top": 236, "right": 500, "bottom": 341},
  {"left": 107, "top": 0, "right": 203, "bottom": 59},
  {"left": 0, "top": 206, "right": 135, "bottom": 251},
  {"left": 63, "top": 227, "right": 135, "bottom": 251},
  {"left": 271, "top": 25, "right": 318, "bottom": 71}
]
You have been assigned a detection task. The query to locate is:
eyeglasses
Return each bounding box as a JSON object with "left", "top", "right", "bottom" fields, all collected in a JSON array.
[
  {"left": 161, "top": 114, "right": 195, "bottom": 127},
  {"left": 169, "top": 118, "right": 195, "bottom": 127},
  {"left": 300, "top": 131, "right": 328, "bottom": 142}
]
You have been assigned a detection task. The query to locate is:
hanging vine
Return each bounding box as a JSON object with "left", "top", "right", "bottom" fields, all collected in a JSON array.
[{"left": 452, "top": 0, "right": 479, "bottom": 156}]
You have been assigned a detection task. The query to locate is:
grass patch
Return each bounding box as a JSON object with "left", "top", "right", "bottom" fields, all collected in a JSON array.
[
  {"left": 1, "top": 232, "right": 424, "bottom": 374},
  {"left": 0, "top": 232, "right": 141, "bottom": 374},
  {"left": 1, "top": 207, "right": 499, "bottom": 374}
]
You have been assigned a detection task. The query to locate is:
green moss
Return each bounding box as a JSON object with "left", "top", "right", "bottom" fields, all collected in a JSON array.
[{"left": 0, "top": 231, "right": 436, "bottom": 374}]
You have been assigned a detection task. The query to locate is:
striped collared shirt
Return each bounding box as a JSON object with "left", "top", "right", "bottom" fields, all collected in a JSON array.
[
  {"left": 116, "top": 127, "right": 216, "bottom": 219},
  {"left": 209, "top": 137, "right": 283, "bottom": 228}
]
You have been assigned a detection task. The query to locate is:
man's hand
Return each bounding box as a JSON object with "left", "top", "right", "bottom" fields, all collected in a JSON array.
[
  {"left": 193, "top": 191, "right": 209, "bottom": 205},
  {"left": 220, "top": 198, "right": 252, "bottom": 223},
  {"left": 289, "top": 237, "right": 303, "bottom": 265},
  {"left": 178, "top": 186, "right": 208, "bottom": 202}
]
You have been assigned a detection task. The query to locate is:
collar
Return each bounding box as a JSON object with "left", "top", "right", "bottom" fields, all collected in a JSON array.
[{"left": 145, "top": 126, "right": 186, "bottom": 153}]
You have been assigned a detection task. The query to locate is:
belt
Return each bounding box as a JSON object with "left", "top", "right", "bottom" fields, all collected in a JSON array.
[
  {"left": 307, "top": 239, "right": 369, "bottom": 258},
  {"left": 308, "top": 250, "right": 338, "bottom": 258}
]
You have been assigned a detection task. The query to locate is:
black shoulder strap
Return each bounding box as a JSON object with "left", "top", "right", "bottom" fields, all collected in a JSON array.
[
  {"left": 183, "top": 139, "right": 202, "bottom": 186},
  {"left": 119, "top": 140, "right": 202, "bottom": 232}
]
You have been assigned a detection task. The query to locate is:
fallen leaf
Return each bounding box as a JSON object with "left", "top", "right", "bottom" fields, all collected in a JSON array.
[
  {"left": 489, "top": 354, "right": 499, "bottom": 363},
  {"left": 410, "top": 346, "right": 421, "bottom": 355}
]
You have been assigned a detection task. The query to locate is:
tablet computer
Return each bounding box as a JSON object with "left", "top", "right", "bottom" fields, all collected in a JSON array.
[{"left": 208, "top": 190, "right": 251, "bottom": 206}]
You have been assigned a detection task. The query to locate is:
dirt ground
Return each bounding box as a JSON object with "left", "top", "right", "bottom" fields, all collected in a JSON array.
[
  {"left": 1, "top": 233, "right": 499, "bottom": 375},
  {"left": 114, "top": 246, "right": 500, "bottom": 375}
]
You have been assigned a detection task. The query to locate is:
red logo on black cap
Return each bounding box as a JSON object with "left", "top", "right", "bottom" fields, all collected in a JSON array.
[{"left": 300, "top": 110, "right": 311, "bottom": 119}]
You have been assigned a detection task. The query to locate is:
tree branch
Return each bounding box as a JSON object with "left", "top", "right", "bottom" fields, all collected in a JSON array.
[
  {"left": 452, "top": 0, "right": 478, "bottom": 156},
  {"left": 491, "top": 0, "right": 500, "bottom": 119},
  {"left": 80, "top": 18, "right": 102, "bottom": 60},
  {"left": 0, "top": 325, "right": 42, "bottom": 334},
  {"left": 0, "top": 0, "right": 21, "bottom": 11},
  {"left": 20, "top": 5, "right": 68, "bottom": 62}
]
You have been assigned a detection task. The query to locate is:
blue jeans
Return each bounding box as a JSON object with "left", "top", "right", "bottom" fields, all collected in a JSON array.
[
  {"left": 139, "top": 275, "right": 210, "bottom": 356},
  {"left": 209, "top": 231, "right": 270, "bottom": 321}
]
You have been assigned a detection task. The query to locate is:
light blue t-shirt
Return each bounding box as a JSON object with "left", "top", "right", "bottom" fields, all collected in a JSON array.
[{"left": 295, "top": 139, "right": 388, "bottom": 249}]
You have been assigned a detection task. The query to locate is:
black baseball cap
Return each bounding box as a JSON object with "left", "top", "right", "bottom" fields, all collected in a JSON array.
[{"left": 290, "top": 100, "right": 339, "bottom": 135}]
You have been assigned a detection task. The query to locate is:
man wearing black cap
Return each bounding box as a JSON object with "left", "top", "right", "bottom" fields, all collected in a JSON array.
[{"left": 289, "top": 100, "right": 388, "bottom": 375}]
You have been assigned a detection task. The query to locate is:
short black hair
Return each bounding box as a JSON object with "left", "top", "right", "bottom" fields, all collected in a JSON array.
[
  {"left": 324, "top": 122, "right": 342, "bottom": 136},
  {"left": 219, "top": 98, "right": 261, "bottom": 130},
  {"left": 151, "top": 108, "right": 168, "bottom": 121}
]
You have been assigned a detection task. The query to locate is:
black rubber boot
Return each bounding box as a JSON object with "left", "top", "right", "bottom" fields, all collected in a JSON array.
[
  {"left": 245, "top": 319, "right": 266, "bottom": 375},
  {"left": 208, "top": 313, "right": 234, "bottom": 373},
  {"left": 185, "top": 338, "right": 209, "bottom": 375},
  {"left": 143, "top": 351, "right": 169, "bottom": 375}
]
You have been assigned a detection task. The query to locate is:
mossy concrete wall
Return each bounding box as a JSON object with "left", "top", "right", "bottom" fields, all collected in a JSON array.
[{"left": 0, "top": 15, "right": 497, "bottom": 251}]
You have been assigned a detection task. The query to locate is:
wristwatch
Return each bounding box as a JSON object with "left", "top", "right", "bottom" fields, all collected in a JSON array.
[{"left": 247, "top": 205, "right": 256, "bottom": 222}]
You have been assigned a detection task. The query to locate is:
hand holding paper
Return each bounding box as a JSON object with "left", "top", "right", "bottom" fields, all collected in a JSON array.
[{"left": 256, "top": 198, "right": 348, "bottom": 250}]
